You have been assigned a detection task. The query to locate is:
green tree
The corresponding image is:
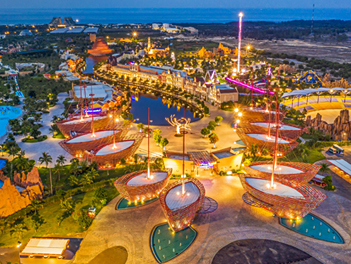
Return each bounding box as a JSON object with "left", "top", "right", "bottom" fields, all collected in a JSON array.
[
  {"left": 29, "top": 199, "right": 43, "bottom": 214},
  {"left": 8, "top": 146, "right": 20, "bottom": 180},
  {"left": 56, "top": 189, "right": 66, "bottom": 203},
  {"left": 29, "top": 126, "right": 41, "bottom": 139},
  {"left": 10, "top": 223, "right": 28, "bottom": 239},
  {"left": 77, "top": 211, "right": 93, "bottom": 230},
  {"left": 56, "top": 155, "right": 66, "bottom": 180},
  {"left": 61, "top": 199, "right": 76, "bottom": 215},
  {"left": 25, "top": 214, "right": 45, "bottom": 233},
  {"left": 215, "top": 116, "right": 223, "bottom": 125},
  {"left": 68, "top": 175, "right": 79, "bottom": 187},
  {"left": 137, "top": 123, "right": 144, "bottom": 132},
  {"left": 201, "top": 128, "right": 210, "bottom": 138},
  {"left": 250, "top": 144, "right": 258, "bottom": 157},
  {"left": 209, "top": 133, "right": 219, "bottom": 148},
  {"left": 0, "top": 219, "right": 8, "bottom": 235},
  {"left": 94, "top": 187, "right": 109, "bottom": 201},
  {"left": 39, "top": 152, "right": 53, "bottom": 194},
  {"left": 319, "top": 163, "right": 330, "bottom": 174},
  {"left": 207, "top": 123, "right": 215, "bottom": 133},
  {"left": 160, "top": 138, "right": 169, "bottom": 151},
  {"left": 153, "top": 134, "right": 162, "bottom": 146}
]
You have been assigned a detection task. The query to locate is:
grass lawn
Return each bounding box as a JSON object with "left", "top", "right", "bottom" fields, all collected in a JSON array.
[
  {"left": 289, "top": 148, "right": 325, "bottom": 164},
  {"left": 0, "top": 185, "right": 119, "bottom": 247},
  {"left": 53, "top": 132, "right": 66, "bottom": 139}
]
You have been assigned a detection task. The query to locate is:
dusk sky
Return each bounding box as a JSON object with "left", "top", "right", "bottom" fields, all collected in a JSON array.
[{"left": 2, "top": 0, "right": 350, "bottom": 9}]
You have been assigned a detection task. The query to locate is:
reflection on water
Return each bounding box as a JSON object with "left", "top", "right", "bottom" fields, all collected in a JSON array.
[
  {"left": 130, "top": 93, "right": 200, "bottom": 126},
  {"left": 83, "top": 56, "right": 108, "bottom": 74}
]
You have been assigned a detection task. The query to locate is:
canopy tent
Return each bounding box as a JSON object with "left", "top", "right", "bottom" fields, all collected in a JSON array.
[
  {"left": 282, "top": 87, "right": 351, "bottom": 98},
  {"left": 21, "top": 238, "right": 69, "bottom": 256},
  {"left": 327, "top": 159, "right": 351, "bottom": 176}
]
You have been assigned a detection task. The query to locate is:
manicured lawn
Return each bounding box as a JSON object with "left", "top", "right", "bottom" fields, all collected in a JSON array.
[
  {"left": 53, "top": 132, "right": 66, "bottom": 139},
  {"left": 0, "top": 185, "right": 119, "bottom": 247},
  {"left": 290, "top": 148, "right": 325, "bottom": 164}
]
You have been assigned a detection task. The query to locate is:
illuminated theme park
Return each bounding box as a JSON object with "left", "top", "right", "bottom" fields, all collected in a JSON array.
[{"left": 1, "top": 6, "right": 351, "bottom": 264}]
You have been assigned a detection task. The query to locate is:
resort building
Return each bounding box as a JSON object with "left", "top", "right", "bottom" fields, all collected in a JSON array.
[{"left": 105, "top": 61, "right": 238, "bottom": 104}]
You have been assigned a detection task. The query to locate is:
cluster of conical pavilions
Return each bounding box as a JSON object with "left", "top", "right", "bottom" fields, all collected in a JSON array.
[
  {"left": 57, "top": 80, "right": 143, "bottom": 168},
  {"left": 57, "top": 81, "right": 206, "bottom": 232},
  {"left": 114, "top": 110, "right": 206, "bottom": 232},
  {"left": 237, "top": 90, "right": 326, "bottom": 219}
]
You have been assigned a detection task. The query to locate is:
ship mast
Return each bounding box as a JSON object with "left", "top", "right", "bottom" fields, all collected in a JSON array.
[
  {"left": 147, "top": 107, "right": 152, "bottom": 179},
  {"left": 80, "top": 81, "right": 83, "bottom": 121},
  {"left": 269, "top": 90, "right": 280, "bottom": 189},
  {"left": 90, "top": 78, "right": 96, "bottom": 137}
]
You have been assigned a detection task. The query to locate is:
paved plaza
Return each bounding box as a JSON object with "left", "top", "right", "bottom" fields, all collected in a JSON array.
[{"left": 72, "top": 174, "right": 351, "bottom": 264}]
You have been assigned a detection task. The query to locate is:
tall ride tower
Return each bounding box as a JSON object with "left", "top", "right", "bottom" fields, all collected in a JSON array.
[{"left": 237, "top": 12, "right": 244, "bottom": 73}]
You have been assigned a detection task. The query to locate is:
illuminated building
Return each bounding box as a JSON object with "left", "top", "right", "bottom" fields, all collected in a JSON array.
[{"left": 88, "top": 37, "right": 113, "bottom": 56}]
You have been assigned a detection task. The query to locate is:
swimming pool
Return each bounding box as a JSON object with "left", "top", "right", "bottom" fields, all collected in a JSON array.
[
  {"left": 279, "top": 214, "right": 344, "bottom": 244},
  {"left": 0, "top": 106, "right": 22, "bottom": 137}
]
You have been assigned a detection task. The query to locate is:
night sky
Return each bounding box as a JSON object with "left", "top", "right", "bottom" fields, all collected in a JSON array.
[{"left": 1, "top": 0, "right": 349, "bottom": 9}]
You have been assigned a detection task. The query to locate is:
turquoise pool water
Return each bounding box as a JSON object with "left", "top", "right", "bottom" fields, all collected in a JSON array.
[
  {"left": 0, "top": 180, "right": 3, "bottom": 188},
  {"left": 279, "top": 214, "right": 344, "bottom": 244},
  {"left": 0, "top": 159, "right": 6, "bottom": 189},
  {"left": 151, "top": 223, "right": 197, "bottom": 263},
  {"left": 0, "top": 106, "right": 22, "bottom": 137}
]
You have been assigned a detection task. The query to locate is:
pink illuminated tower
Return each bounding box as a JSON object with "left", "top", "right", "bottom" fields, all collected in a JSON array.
[{"left": 237, "top": 12, "right": 244, "bottom": 73}]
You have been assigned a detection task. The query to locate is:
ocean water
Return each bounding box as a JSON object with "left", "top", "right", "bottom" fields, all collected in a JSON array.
[{"left": 0, "top": 8, "right": 350, "bottom": 25}]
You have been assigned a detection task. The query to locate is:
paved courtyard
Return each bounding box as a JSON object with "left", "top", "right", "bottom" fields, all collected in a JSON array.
[{"left": 72, "top": 174, "right": 351, "bottom": 264}]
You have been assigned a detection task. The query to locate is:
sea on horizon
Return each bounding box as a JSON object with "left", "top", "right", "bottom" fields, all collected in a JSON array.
[{"left": 0, "top": 8, "right": 350, "bottom": 25}]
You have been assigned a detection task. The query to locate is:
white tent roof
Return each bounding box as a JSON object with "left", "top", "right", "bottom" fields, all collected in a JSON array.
[
  {"left": 328, "top": 159, "right": 351, "bottom": 175},
  {"left": 282, "top": 87, "right": 351, "bottom": 98},
  {"left": 21, "top": 238, "right": 69, "bottom": 255}
]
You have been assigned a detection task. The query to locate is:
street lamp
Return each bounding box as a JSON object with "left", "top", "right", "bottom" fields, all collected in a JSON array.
[
  {"left": 133, "top": 32, "right": 137, "bottom": 38},
  {"left": 17, "top": 242, "right": 21, "bottom": 264}
]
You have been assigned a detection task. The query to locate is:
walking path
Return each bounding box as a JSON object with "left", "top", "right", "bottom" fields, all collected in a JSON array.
[{"left": 72, "top": 173, "right": 351, "bottom": 264}]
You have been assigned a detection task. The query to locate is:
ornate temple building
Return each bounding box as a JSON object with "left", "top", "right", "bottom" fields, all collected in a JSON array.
[
  {"left": 198, "top": 43, "right": 238, "bottom": 59},
  {"left": 88, "top": 37, "right": 113, "bottom": 56},
  {"left": 145, "top": 37, "right": 170, "bottom": 58}
]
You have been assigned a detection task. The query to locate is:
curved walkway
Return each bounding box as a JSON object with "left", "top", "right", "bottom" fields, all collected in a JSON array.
[{"left": 72, "top": 175, "right": 351, "bottom": 264}]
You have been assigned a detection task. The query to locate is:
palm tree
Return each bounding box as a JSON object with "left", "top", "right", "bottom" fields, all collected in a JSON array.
[
  {"left": 8, "top": 146, "right": 20, "bottom": 180},
  {"left": 319, "top": 163, "right": 330, "bottom": 174},
  {"left": 81, "top": 173, "right": 94, "bottom": 186},
  {"left": 29, "top": 199, "right": 43, "bottom": 214},
  {"left": 10, "top": 223, "right": 28, "bottom": 239},
  {"left": 0, "top": 219, "right": 8, "bottom": 235},
  {"left": 39, "top": 152, "right": 53, "bottom": 195}
]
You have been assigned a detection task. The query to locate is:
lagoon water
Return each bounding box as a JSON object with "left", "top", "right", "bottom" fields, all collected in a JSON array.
[
  {"left": 1, "top": 8, "right": 350, "bottom": 25},
  {"left": 130, "top": 94, "right": 200, "bottom": 126}
]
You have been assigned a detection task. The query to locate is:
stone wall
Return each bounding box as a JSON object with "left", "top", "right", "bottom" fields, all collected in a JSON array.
[
  {"left": 0, "top": 167, "right": 44, "bottom": 218},
  {"left": 305, "top": 109, "right": 350, "bottom": 141}
]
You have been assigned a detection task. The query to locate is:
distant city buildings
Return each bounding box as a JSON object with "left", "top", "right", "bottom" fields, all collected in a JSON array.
[{"left": 49, "top": 17, "right": 76, "bottom": 27}]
